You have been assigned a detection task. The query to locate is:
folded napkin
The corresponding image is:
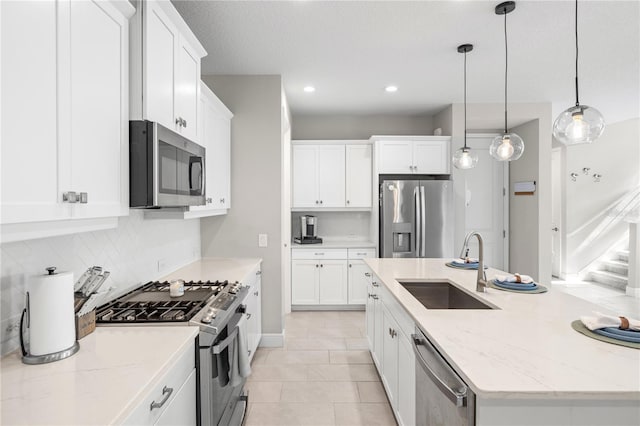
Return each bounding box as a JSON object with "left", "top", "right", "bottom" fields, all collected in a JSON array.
[
  {"left": 495, "top": 273, "right": 534, "bottom": 284},
  {"left": 452, "top": 257, "right": 479, "bottom": 265},
  {"left": 580, "top": 312, "right": 640, "bottom": 332},
  {"left": 493, "top": 280, "right": 538, "bottom": 291}
]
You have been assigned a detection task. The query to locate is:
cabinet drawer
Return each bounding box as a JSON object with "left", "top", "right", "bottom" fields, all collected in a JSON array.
[
  {"left": 347, "top": 248, "right": 376, "bottom": 259},
  {"left": 122, "top": 340, "right": 196, "bottom": 425},
  {"left": 291, "top": 249, "right": 348, "bottom": 260}
]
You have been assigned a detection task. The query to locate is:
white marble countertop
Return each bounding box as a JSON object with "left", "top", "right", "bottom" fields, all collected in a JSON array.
[
  {"left": 1, "top": 257, "right": 262, "bottom": 425},
  {"left": 291, "top": 239, "right": 376, "bottom": 249},
  {"left": 0, "top": 326, "right": 198, "bottom": 425},
  {"left": 364, "top": 258, "right": 640, "bottom": 400},
  {"left": 161, "top": 257, "right": 262, "bottom": 282}
]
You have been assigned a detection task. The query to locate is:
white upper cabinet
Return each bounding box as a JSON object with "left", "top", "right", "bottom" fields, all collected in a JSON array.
[
  {"left": 345, "top": 144, "right": 372, "bottom": 208},
  {"left": 374, "top": 136, "right": 451, "bottom": 175},
  {"left": 317, "top": 146, "right": 346, "bottom": 208},
  {"left": 130, "top": 0, "right": 206, "bottom": 141},
  {"left": 1, "top": 0, "right": 133, "bottom": 240},
  {"left": 291, "top": 141, "right": 371, "bottom": 210}
]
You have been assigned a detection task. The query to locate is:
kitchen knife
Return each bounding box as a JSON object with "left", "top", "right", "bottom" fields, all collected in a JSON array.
[
  {"left": 85, "top": 271, "right": 110, "bottom": 296},
  {"left": 81, "top": 267, "right": 103, "bottom": 297}
]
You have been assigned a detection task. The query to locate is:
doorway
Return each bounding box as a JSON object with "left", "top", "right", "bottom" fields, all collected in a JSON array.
[{"left": 462, "top": 134, "right": 509, "bottom": 270}]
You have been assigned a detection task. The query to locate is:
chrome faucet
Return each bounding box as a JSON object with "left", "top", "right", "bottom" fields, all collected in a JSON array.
[{"left": 460, "top": 231, "right": 488, "bottom": 293}]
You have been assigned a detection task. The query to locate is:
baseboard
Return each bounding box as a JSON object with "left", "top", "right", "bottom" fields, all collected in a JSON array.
[
  {"left": 258, "top": 332, "right": 284, "bottom": 348},
  {"left": 291, "top": 305, "right": 365, "bottom": 311},
  {"left": 626, "top": 287, "right": 640, "bottom": 298}
]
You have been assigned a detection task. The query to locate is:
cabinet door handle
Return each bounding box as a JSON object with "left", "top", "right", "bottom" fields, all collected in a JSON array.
[
  {"left": 320, "top": 264, "right": 323, "bottom": 268},
  {"left": 315, "top": 200, "right": 319, "bottom": 204},
  {"left": 206, "top": 197, "right": 213, "bottom": 204},
  {"left": 176, "top": 117, "right": 182, "bottom": 127},
  {"left": 254, "top": 291, "right": 259, "bottom": 296},
  {"left": 256, "top": 270, "right": 262, "bottom": 276},
  {"left": 346, "top": 200, "right": 350, "bottom": 204},
  {"left": 246, "top": 313, "right": 252, "bottom": 319},
  {"left": 371, "top": 294, "right": 378, "bottom": 300},
  {"left": 314, "top": 253, "right": 324, "bottom": 256},
  {"left": 62, "top": 191, "right": 78, "bottom": 203},
  {"left": 316, "top": 264, "right": 319, "bottom": 268},
  {"left": 349, "top": 264, "right": 352, "bottom": 268},
  {"left": 372, "top": 282, "right": 379, "bottom": 287},
  {"left": 220, "top": 198, "right": 225, "bottom": 203},
  {"left": 182, "top": 118, "right": 187, "bottom": 128},
  {"left": 319, "top": 200, "right": 323, "bottom": 204},
  {"left": 150, "top": 386, "right": 173, "bottom": 411},
  {"left": 364, "top": 272, "right": 371, "bottom": 277},
  {"left": 79, "top": 192, "right": 88, "bottom": 204}
]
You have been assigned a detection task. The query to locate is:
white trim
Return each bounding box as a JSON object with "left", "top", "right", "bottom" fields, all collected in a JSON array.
[
  {"left": 626, "top": 286, "right": 640, "bottom": 298},
  {"left": 1, "top": 217, "right": 119, "bottom": 243},
  {"left": 292, "top": 139, "right": 370, "bottom": 146},
  {"left": 259, "top": 332, "right": 284, "bottom": 348}
]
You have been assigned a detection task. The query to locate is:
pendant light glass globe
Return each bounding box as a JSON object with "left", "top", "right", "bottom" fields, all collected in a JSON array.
[
  {"left": 453, "top": 147, "right": 479, "bottom": 170},
  {"left": 553, "top": 105, "right": 604, "bottom": 145},
  {"left": 490, "top": 133, "right": 524, "bottom": 161}
]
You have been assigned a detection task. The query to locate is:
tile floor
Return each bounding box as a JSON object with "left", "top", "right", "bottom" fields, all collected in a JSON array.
[
  {"left": 245, "top": 310, "right": 397, "bottom": 426},
  {"left": 551, "top": 279, "right": 640, "bottom": 317}
]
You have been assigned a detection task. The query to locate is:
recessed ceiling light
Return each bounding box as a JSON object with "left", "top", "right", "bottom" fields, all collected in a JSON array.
[
  {"left": 303, "top": 86, "right": 315, "bottom": 93},
  {"left": 385, "top": 86, "right": 398, "bottom": 93}
]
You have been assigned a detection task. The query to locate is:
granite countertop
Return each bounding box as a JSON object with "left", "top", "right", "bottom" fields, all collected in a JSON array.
[
  {"left": 0, "top": 326, "right": 198, "bottom": 425},
  {"left": 364, "top": 258, "right": 640, "bottom": 400}
]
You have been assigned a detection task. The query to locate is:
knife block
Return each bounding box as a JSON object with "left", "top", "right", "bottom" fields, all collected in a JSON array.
[{"left": 75, "top": 310, "right": 96, "bottom": 340}]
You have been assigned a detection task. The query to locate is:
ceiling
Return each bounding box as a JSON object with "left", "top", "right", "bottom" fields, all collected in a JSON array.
[{"left": 172, "top": 1, "right": 639, "bottom": 123}]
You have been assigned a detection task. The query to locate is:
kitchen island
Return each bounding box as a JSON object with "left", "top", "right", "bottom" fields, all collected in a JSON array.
[{"left": 364, "top": 258, "right": 640, "bottom": 425}]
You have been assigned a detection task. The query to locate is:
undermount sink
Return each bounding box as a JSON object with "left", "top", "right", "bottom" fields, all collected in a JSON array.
[{"left": 399, "top": 281, "right": 496, "bottom": 310}]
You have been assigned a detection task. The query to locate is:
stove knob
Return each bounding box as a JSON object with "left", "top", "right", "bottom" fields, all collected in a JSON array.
[{"left": 201, "top": 315, "right": 212, "bottom": 324}]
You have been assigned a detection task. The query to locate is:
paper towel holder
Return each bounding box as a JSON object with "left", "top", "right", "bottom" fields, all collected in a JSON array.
[{"left": 20, "top": 267, "right": 80, "bottom": 365}]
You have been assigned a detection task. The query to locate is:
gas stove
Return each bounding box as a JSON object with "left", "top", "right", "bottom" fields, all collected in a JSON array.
[{"left": 96, "top": 279, "right": 246, "bottom": 333}]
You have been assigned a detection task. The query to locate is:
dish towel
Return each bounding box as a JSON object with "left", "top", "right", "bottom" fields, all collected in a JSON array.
[
  {"left": 580, "top": 312, "right": 640, "bottom": 332},
  {"left": 452, "top": 258, "right": 479, "bottom": 265},
  {"left": 228, "top": 314, "right": 252, "bottom": 387}
]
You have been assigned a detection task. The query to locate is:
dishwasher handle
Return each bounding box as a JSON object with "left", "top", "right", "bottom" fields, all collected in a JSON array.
[{"left": 412, "top": 333, "right": 468, "bottom": 407}]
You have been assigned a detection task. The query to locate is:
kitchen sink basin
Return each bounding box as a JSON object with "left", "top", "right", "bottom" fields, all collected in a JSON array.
[{"left": 399, "top": 281, "right": 496, "bottom": 310}]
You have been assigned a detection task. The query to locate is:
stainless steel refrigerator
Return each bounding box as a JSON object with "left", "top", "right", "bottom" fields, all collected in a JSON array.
[{"left": 380, "top": 179, "right": 453, "bottom": 258}]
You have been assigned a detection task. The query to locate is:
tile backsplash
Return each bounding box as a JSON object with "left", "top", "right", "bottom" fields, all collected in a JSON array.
[{"left": 0, "top": 210, "right": 201, "bottom": 355}]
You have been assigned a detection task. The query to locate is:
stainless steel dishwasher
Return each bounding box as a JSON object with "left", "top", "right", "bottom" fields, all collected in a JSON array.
[{"left": 412, "top": 327, "right": 475, "bottom": 426}]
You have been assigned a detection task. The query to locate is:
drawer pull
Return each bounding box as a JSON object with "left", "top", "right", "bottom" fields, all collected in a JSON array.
[
  {"left": 246, "top": 313, "right": 252, "bottom": 319},
  {"left": 372, "top": 282, "right": 379, "bottom": 287},
  {"left": 364, "top": 272, "right": 371, "bottom": 277},
  {"left": 356, "top": 252, "right": 367, "bottom": 256},
  {"left": 314, "top": 253, "right": 324, "bottom": 255},
  {"left": 150, "top": 386, "right": 173, "bottom": 411}
]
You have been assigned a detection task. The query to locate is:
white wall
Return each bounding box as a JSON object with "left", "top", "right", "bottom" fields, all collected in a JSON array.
[
  {"left": 0, "top": 211, "right": 201, "bottom": 355},
  {"left": 292, "top": 113, "right": 434, "bottom": 140},
  {"left": 200, "top": 75, "right": 283, "bottom": 336},
  {"left": 510, "top": 120, "right": 540, "bottom": 278},
  {"left": 563, "top": 118, "right": 640, "bottom": 275}
]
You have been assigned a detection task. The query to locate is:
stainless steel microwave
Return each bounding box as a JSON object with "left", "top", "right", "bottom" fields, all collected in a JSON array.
[{"left": 130, "top": 120, "right": 205, "bottom": 208}]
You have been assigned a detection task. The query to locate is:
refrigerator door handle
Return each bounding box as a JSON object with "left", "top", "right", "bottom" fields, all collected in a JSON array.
[
  {"left": 420, "top": 185, "right": 427, "bottom": 257},
  {"left": 414, "top": 186, "right": 421, "bottom": 257}
]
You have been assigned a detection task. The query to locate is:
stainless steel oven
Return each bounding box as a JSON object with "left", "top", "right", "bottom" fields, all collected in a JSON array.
[
  {"left": 198, "top": 306, "right": 249, "bottom": 426},
  {"left": 412, "top": 327, "right": 475, "bottom": 426},
  {"left": 130, "top": 120, "right": 205, "bottom": 208}
]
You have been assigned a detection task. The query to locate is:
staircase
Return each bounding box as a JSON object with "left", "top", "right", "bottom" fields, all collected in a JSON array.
[{"left": 589, "top": 249, "right": 629, "bottom": 291}]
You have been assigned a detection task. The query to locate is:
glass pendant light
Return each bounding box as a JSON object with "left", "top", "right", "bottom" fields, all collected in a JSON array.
[
  {"left": 452, "top": 44, "right": 478, "bottom": 170},
  {"left": 489, "top": 1, "right": 524, "bottom": 162},
  {"left": 553, "top": 0, "right": 605, "bottom": 145}
]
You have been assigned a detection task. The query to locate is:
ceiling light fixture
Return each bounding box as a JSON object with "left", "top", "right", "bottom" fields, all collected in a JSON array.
[
  {"left": 452, "top": 44, "right": 478, "bottom": 170},
  {"left": 552, "top": 0, "right": 605, "bottom": 145},
  {"left": 385, "top": 86, "right": 398, "bottom": 93},
  {"left": 303, "top": 86, "right": 315, "bottom": 93},
  {"left": 489, "top": 1, "right": 524, "bottom": 162}
]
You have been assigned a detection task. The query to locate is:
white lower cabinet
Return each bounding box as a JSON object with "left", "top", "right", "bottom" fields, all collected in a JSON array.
[
  {"left": 367, "top": 274, "right": 416, "bottom": 426},
  {"left": 291, "top": 247, "right": 374, "bottom": 306},
  {"left": 245, "top": 266, "right": 262, "bottom": 361},
  {"left": 154, "top": 370, "right": 197, "bottom": 426},
  {"left": 123, "top": 340, "right": 196, "bottom": 426}
]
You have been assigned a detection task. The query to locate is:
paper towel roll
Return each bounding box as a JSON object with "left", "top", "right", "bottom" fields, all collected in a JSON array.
[{"left": 27, "top": 269, "right": 76, "bottom": 356}]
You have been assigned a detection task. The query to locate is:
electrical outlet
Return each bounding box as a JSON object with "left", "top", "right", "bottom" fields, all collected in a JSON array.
[
  {"left": 157, "top": 258, "right": 167, "bottom": 272},
  {"left": 258, "top": 234, "right": 268, "bottom": 248}
]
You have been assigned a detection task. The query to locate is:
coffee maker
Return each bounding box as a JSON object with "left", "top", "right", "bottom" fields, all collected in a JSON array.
[{"left": 294, "top": 215, "right": 322, "bottom": 244}]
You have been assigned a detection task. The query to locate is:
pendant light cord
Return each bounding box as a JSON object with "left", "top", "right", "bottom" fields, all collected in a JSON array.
[
  {"left": 503, "top": 8, "right": 508, "bottom": 134},
  {"left": 574, "top": 0, "right": 580, "bottom": 106},
  {"left": 464, "top": 50, "right": 468, "bottom": 149}
]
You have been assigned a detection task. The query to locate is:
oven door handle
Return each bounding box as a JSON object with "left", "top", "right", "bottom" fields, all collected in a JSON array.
[{"left": 212, "top": 326, "right": 239, "bottom": 355}]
